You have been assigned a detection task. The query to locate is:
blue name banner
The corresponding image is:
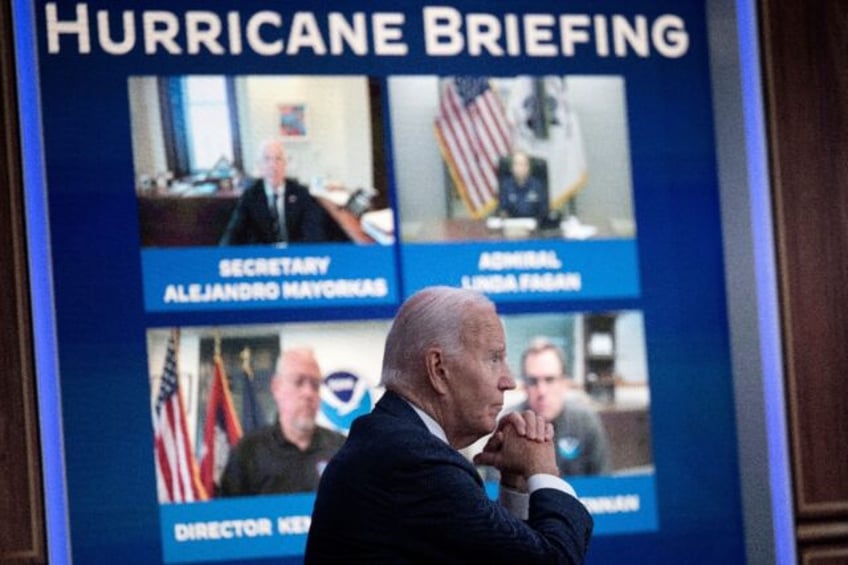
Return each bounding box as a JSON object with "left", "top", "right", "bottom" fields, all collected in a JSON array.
[
  {"left": 402, "top": 240, "right": 640, "bottom": 301},
  {"left": 160, "top": 494, "right": 314, "bottom": 563},
  {"left": 570, "top": 474, "right": 658, "bottom": 535},
  {"left": 164, "top": 475, "right": 656, "bottom": 563},
  {"left": 142, "top": 244, "right": 398, "bottom": 311},
  {"left": 484, "top": 474, "right": 657, "bottom": 535}
]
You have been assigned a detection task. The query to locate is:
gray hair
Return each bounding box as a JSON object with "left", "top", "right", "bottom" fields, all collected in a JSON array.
[{"left": 381, "top": 286, "right": 494, "bottom": 389}]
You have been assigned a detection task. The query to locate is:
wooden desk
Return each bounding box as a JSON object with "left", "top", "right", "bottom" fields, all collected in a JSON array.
[
  {"left": 137, "top": 193, "right": 371, "bottom": 247},
  {"left": 408, "top": 218, "right": 567, "bottom": 243},
  {"left": 137, "top": 194, "right": 237, "bottom": 247}
]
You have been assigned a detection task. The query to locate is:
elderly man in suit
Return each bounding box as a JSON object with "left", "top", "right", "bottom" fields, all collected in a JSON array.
[
  {"left": 306, "top": 286, "right": 593, "bottom": 564},
  {"left": 219, "top": 139, "right": 327, "bottom": 245}
]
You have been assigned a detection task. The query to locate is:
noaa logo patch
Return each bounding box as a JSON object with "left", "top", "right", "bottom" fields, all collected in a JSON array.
[
  {"left": 557, "top": 436, "right": 582, "bottom": 460},
  {"left": 320, "top": 371, "right": 372, "bottom": 434}
]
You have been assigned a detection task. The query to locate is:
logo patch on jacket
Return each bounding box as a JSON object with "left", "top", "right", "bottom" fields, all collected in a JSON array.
[{"left": 557, "top": 436, "right": 582, "bottom": 460}]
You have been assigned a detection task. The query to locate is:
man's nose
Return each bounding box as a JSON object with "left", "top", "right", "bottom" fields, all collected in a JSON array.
[{"left": 501, "top": 368, "right": 517, "bottom": 391}]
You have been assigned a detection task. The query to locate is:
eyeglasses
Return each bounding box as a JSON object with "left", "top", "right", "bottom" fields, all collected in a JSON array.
[
  {"left": 524, "top": 375, "right": 564, "bottom": 388},
  {"left": 285, "top": 375, "right": 322, "bottom": 391}
]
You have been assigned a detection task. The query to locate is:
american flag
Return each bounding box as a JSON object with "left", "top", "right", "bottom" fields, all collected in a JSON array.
[
  {"left": 434, "top": 76, "right": 512, "bottom": 218},
  {"left": 199, "top": 354, "right": 243, "bottom": 495},
  {"left": 154, "top": 331, "right": 208, "bottom": 503}
]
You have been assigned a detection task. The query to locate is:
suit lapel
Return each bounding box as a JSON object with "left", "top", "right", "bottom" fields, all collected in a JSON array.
[{"left": 375, "top": 391, "right": 484, "bottom": 487}]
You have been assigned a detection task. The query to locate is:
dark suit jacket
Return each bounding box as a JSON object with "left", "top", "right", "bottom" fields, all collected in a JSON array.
[
  {"left": 219, "top": 178, "right": 327, "bottom": 245},
  {"left": 305, "top": 390, "right": 593, "bottom": 564}
]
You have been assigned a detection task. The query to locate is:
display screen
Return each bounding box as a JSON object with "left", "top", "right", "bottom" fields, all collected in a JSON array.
[{"left": 22, "top": 1, "right": 744, "bottom": 562}]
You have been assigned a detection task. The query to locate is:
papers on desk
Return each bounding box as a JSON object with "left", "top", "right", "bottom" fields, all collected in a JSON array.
[
  {"left": 360, "top": 208, "right": 395, "bottom": 244},
  {"left": 560, "top": 215, "right": 598, "bottom": 240},
  {"left": 311, "top": 186, "right": 350, "bottom": 207},
  {"left": 486, "top": 217, "right": 538, "bottom": 238},
  {"left": 485, "top": 215, "right": 598, "bottom": 239},
  {"left": 485, "top": 216, "right": 538, "bottom": 232},
  {"left": 486, "top": 216, "right": 539, "bottom": 239}
]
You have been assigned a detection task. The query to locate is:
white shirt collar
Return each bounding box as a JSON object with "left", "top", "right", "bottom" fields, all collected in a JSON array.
[
  {"left": 402, "top": 397, "right": 449, "bottom": 445},
  {"left": 263, "top": 179, "right": 283, "bottom": 199}
]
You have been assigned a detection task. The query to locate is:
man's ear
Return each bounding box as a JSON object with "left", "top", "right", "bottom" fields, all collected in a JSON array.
[
  {"left": 269, "top": 376, "right": 283, "bottom": 400},
  {"left": 424, "top": 347, "right": 450, "bottom": 395}
]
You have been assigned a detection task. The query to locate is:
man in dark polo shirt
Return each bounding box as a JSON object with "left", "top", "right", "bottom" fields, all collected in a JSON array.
[{"left": 218, "top": 348, "right": 345, "bottom": 496}]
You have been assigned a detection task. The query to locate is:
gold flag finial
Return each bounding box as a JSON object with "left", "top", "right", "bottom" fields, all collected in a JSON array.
[{"left": 240, "top": 346, "right": 254, "bottom": 381}]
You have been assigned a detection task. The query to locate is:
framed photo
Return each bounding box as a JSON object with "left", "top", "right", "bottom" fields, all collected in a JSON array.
[{"left": 278, "top": 103, "right": 307, "bottom": 140}]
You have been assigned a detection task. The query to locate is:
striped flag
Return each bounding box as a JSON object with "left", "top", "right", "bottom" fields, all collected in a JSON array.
[
  {"left": 434, "top": 76, "right": 512, "bottom": 219},
  {"left": 199, "top": 354, "right": 243, "bottom": 495},
  {"left": 154, "top": 330, "right": 208, "bottom": 503}
]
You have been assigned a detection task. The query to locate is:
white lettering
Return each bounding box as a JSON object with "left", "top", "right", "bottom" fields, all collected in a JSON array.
[
  {"left": 218, "top": 256, "right": 332, "bottom": 278},
  {"left": 478, "top": 251, "right": 563, "bottom": 271},
  {"left": 287, "top": 12, "right": 327, "bottom": 55},
  {"left": 612, "top": 15, "right": 649, "bottom": 57},
  {"left": 246, "top": 11, "right": 283, "bottom": 56},
  {"left": 523, "top": 14, "right": 557, "bottom": 57},
  {"left": 461, "top": 271, "right": 582, "bottom": 294},
  {"left": 174, "top": 518, "right": 273, "bottom": 541},
  {"left": 652, "top": 15, "right": 688, "bottom": 58},
  {"left": 185, "top": 11, "right": 224, "bottom": 55},
  {"left": 277, "top": 515, "right": 311, "bottom": 535},
  {"left": 43, "top": 7, "right": 690, "bottom": 60},
  {"left": 559, "top": 15, "right": 591, "bottom": 57},
  {"left": 420, "top": 10, "right": 689, "bottom": 59},
  {"left": 423, "top": 6, "right": 463, "bottom": 56},
  {"left": 504, "top": 14, "right": 520, "bottom": 56},
  {"left": 581, "top": 495, "right": 641, "bottom": 514},
  {"left": 461, "top": 274, "right": 519, "bottom": 293},
  {"left": 518, "top": 272, "right": 582, "bottom": 292},
  {"left": 372, "top": 12, "right": 407, "bottom": 55},
  {"left": 280, "top": 278, "right": 389, "bottom": 299},
  {"left": 328, "top": 12, "right": 367, "bottom": 55},
  {"left": 143, "top": 11, "right": 182, "bottom": 54},
  {"left": 97, "top": 10, "right": 134, "bottom": 55},
  {"left": 466, "top": 13, "right": 503, "bottom": 56},
  {"left": 46, "top": 3, "right": 90, "bottom": 54},
  {"left": 593, "top": 15, "right": 609, "bottom": 57},
  {"left": 163, "top": 282, "right": 281, "bottom": 303},
  {"left": 227, "top": 11, "right": 242, "bottom": 54}
]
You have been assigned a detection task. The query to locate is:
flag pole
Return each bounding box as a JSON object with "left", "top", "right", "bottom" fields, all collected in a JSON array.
[{"left": 240, "top": 346, "right": 254, "bottom": 382}]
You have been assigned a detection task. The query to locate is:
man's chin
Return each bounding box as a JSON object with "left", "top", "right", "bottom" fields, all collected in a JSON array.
[
  {"left": 531, "top": 404, "right": 550, "bottom": 418},
  {"left": 293, "top": 417, "right": 317, "bottom": 432}
]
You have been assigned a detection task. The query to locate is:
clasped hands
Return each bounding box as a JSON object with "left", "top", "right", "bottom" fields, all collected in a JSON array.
[{"left": 472, "top": 410, "right": 559, "bottom": 491}]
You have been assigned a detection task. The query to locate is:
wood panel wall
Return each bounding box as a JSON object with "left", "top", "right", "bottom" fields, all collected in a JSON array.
[
  {"left": 0, "top": 0, "right": 46, "bottom": 562},
  {"left": 759, "top": 0, "right": 848, "bottom": 561}
]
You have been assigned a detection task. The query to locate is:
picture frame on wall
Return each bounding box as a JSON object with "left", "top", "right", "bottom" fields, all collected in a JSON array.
[{"left": 278, "top": 103, "right": 307, "bottom": 140}]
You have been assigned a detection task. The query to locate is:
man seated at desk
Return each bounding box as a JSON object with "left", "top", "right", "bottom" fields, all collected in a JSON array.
[
  {"left": 219, "top": 138, "right": 328, "bottom": 245},
  {"left": 518, "top": 338, "right": 611, "bottom": 477},
  {"left": 496, "top": 150, "right": 550, "bottom": 222}
]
